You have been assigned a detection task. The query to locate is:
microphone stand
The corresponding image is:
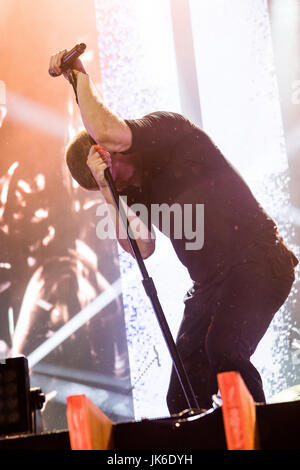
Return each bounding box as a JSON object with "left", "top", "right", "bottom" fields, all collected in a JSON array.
[
  {"left": 103, "top": 167, "right": 200, "bottom": 412},
  {"left": 67, "top": 69, "right": 199, "bottom": 412}
]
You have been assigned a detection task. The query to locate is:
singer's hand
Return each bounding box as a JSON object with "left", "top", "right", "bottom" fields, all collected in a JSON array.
[
  {"left": 87, "top": 145, "right": 112, "bottom": 189},
  {"left": 49, "top": 49, "right": 86, "bottom": 78}
]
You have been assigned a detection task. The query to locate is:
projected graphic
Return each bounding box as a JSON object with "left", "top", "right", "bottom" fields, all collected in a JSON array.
[
  {"left": 0, "top": 0, "right": 134, "bottom": 431},
  {"left": 0, "top": 140, "right": 134, "bottom": 430}
]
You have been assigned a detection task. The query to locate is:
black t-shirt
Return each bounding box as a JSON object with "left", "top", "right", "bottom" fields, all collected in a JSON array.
[{"left": 118, "top": 111, "right": 278, "bottom": 285}]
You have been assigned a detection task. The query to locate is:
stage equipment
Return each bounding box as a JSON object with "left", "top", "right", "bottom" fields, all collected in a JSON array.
[{"left": 0, "top": 357, "right": 45, "bottom": 437}]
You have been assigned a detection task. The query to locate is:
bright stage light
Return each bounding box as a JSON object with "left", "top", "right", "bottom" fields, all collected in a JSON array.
[
  {"left": 6, "top": 91, "right": 68, "bottom": 138},
  {"left": 95, "top": 0, "right": 186, "bottom": 420}
]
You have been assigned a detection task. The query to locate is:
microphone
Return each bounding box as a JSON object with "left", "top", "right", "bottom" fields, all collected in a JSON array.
[{"left": 48, "top": 43, "right": 86, "bottom": 77}]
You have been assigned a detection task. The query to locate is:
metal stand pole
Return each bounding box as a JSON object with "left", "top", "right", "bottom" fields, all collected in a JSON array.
[{"left": 104, "top": 167, "right": 199, "bottom": 411}]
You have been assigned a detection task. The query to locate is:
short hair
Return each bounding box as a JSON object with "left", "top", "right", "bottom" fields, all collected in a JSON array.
[{"left": 65, "top": 130, "right": 99, "bottom": 190}]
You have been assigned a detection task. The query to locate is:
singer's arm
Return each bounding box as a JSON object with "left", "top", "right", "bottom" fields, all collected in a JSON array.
[
  {"left": 87, "top": 146, "right": 155, "bottom": 259},
  {"left": 49, "top": 50, "right": 132, "bottom": 153},
  {"left": 74, "top": 71, "right": 132, "bottom": 153}
]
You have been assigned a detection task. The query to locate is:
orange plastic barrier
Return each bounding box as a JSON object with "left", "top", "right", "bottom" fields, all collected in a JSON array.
[
  {"left": 66, "top": 395, "right": 114, "bottom": 450},
  {"left": 217, "top": 371, "right": 259, "bottom": 450}
]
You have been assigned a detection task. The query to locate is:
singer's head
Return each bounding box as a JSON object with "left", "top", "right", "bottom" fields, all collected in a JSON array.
[
  {"left": 65, "top": 130, "right": 139, "bottom": 192},
  {"left": 65, "top": 130, "right": 99, "bottom": 190}
]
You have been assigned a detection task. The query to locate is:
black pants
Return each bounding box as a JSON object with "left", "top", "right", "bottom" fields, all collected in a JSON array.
[{"left": 166, "top": 240, "right": 297, "bottom": 414}]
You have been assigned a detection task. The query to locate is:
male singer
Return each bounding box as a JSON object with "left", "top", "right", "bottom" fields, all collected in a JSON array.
[{"left": 49, "top": 49, "right": 298, "bottom": 413}]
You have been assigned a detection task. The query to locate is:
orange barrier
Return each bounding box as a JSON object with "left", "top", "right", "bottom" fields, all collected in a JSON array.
[
  {"left": 217, "top": 371, "right": 259, "bottom": 450},
  {"left": 67, "top": 372, "right": 259, "bottom": 450},
  {"left": 66, "top": 395, "right": 114, "bottom": 450}
]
